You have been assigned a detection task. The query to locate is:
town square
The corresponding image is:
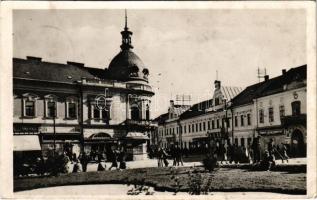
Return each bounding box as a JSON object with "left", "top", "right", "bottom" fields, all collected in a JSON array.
[{"left": 4, "top": 5, "right": 313, "bottom": 198}]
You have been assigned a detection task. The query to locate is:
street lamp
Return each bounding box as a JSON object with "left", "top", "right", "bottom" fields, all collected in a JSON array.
[{"left": 53, "top": 101, "right": 56, "bottom": 156}]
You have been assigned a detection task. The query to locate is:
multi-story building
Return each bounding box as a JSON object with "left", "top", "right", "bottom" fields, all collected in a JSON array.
[
  {"left": 13, "top": 16, "right": 155, "bottom": 161},
  {"left": 152, "top": 65, "right": 307, "bottom": 157},
  {"left": 153, "top": 80, "right": 242, "bottom": 149}
]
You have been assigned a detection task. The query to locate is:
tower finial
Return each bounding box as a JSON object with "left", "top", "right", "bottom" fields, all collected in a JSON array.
[
  {"left": 125, "top": 9, "right": 128, "bottom": 29},
  {"left": 120, "top": 9, "right": 133, "bottom": 50}
]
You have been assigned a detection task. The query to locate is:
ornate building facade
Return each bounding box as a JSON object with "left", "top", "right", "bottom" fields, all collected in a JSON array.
[{"left": 13, "top": 16, "right": 155, "bottom": 161}]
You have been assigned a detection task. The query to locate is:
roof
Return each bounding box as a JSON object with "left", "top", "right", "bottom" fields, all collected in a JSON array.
[
  {"left": 153, "top": 113, "right": 169, "bottom": 125},
  {"left": 221, "top": 86, "right": 243, "bottom": 100},
  {"left": 13, "top": 57, "right": 108, "bottom": 83},
  {"left": 170, "top": 105, "right": 191, "bottom": 116},
  {"left": 108, "top": 49, "right": 148, "bottom": 82},
  {"left": 231, "top": 65, "right": 306, "bottom": 107},
  {"left": 179, "top": 99, "right": 212, "bottom": 120}
]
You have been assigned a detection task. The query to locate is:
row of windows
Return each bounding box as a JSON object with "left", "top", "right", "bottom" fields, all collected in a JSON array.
[
  {"left": 258, "top": 101, "right": 301, "bottom": 124},
  {"left": 159, "top": 113, "right": 254, "bottom": 137},
  {"left": 22, "top": 99, "right": 78, "bottom": 119}
]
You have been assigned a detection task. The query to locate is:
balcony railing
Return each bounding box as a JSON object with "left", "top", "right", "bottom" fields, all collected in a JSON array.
[
  {"left": 281, "top": 114, "right": 306, "bottom": 127},
  {"left": 126, "top": 83, "right": 153, "bottom": 93},
  {"left": 125, "top": 119, "right": 156, "bottom": 127}
]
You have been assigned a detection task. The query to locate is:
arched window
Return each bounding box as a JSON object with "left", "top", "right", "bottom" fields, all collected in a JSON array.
[{"left": 22, "top": 93, "right": 39, "bottom": 117}]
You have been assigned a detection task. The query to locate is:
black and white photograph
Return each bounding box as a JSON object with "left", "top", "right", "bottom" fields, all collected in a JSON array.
[{"left": 0, "top": 1, "right": 316, "bottom": 199}]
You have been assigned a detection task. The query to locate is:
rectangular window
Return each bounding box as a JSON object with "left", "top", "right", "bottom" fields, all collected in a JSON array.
[
  {"left": 234, "top": 116, "right": 238, "bottom": 127},
  {"left": 203, "top": 122, "right": 206, "bottom": 131},
  {"left": 93, "top": 107, "right": 100, "bottom": 119},
  {"left": 101, "top": 109, "right": 108, "bottom": 120},
  {"left": 68, "top": 103, "right": 77, "bottom": 118},
  {"left": 292, "top": 101, "right": 301, "bottom": 116},
  {"left": 241, "top": 138, "right": 245, "bottom": 147},
  {"left": 247, "top": 114, "right": 251, "bottom": 125},
  {"left": 196, "top": 123, "right": 198, "bottom": 132},
  {"left": 192, "top": 124, "right": 195, "bottom": 132},
  {"left": 269, "top": 107, "right": 274, "bottom": 122},
  {"left": 240, "top": 115, "right": 244, "bottom": 126},
  {"left": 259, "top": 109, "right": 264, "bottom": 123},
  {"left": 279, "top": 105, "right": 285, "bottom": 118},
  {"left": 216, "top": 119, "right": 219, "bottom": 128},
  {"left": 25, "top": 101, "right": 35, "bottom": 117},
  {"left": 227, "top": 118, "right": 231, "bottom": 128},
  {"left": 212, "top": 120, "right": 215, "bottom": 129},
  {"left": 47, "top": 102, "right": 56, "bottom": 118},
  {"left": 189, "top": 125, "right": 191, "bottom": 133},
  {"left": 199, "top": 123, "right": 202, "bottom": 131},
  {"left": 207, "top": 121, "right": 210, "bottom": 130}
]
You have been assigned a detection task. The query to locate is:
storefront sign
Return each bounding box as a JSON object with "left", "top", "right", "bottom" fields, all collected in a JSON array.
[{"left": 13, "top": 124, "right": 39, "bottom": 134}]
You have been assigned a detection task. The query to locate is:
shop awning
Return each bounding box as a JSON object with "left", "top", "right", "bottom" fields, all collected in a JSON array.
[
  {"left": 126, "top": 132, "right": 149, "bottom": 140},
  {"left": 14, "top": 135, "right": 41, "bottom": 151}
]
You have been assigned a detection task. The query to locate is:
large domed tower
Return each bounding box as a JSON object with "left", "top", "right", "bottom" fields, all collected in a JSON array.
[{"left": 107, "top": 11, "right": 149, "bottom": 83}]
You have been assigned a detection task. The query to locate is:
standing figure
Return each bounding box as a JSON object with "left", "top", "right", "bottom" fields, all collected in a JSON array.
[
  {"left": 118, "top": 147, "right": 127, "bottom": 170},
  {"left": 79, "top": 152, "right": 89, "bottom": 172},
  {"left": 251, "top": 137, "right": 261, "bottom": 163},
  {"left": 281, "top": 143, "right": 289, "bottom": 163},
  {"left": 109, "top": 148, "right": 118, "bottom": 170},
  {"left": 157, "top": 147, "right": 163, "bottom": 167}
]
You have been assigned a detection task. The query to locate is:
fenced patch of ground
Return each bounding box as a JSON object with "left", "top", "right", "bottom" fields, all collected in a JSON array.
[{"left": 14, "top": 166, "right": 306, "bottom": 194}]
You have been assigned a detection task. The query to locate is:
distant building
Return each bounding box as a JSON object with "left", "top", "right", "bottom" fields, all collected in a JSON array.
[
  {"left": 152, "top": 65, "right": 307, "bottom": 157},
  {"left": 13, "top": 15, "right": 155, "bottom": 161},
  {"left": 153, "top": 81, "right": 242, "bottom": 149}
]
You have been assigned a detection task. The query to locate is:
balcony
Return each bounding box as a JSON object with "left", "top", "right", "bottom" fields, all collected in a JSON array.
[
  {"left": 125, "top": 119, "right": 157, "bottom": 129},
  {"left": 126, "top": 83, "right": 153, "bottom": 94},
  {"left": 281, "top": 114, "right": 306, "bottom": 127}
]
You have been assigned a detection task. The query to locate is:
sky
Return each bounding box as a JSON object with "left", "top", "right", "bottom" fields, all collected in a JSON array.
[{"left": 13, "top": 9, "right": 306, "bottom": 118}]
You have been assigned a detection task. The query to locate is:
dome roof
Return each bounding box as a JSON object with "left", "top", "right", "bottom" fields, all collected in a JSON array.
[{"left": 107, "top": 49, "right": 148, "bottom": 82}]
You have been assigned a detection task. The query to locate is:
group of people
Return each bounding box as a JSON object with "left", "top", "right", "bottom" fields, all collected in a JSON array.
[
  {"left": 150, "top": 137, "right": 290, "bottom": 171},
  {"left": 18, "top": 146, "right": 128, "bottom": 176}
]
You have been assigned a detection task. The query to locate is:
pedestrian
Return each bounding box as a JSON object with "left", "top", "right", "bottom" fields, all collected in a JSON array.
[
  {"left": 251, "top": 137, "right": 261, "bottom": 164},
  {"left": 97, "top": 160, "right": 106, "bottom": 171},
  {"left": 281, "top": 143, "right": 289, "bottom": 163},
  {"left": 261, "top": 150, "right": 275, "bottom": 171},
  {"left": 157, "top": 147, "right": 164, "bottom": 167},
  {"left": 118, "top": 147, "right": 127, "bottom": 170},
  {"left": 79, "top": 152, "right": 89, "bottom": 172},
  {"left": 72, "top": 159, "right": 83, "bottom": 173},
  {"left": 109, "top": 148, "right": 118, "bottom": 170},
  {"left": 162, "top": 148, "right": 169, "bottom": 167},
  {"left": 267, "top": 138, "right": 274, "bottom": 157},
  {"left": 175, "top": 145, "right": 183, "bottom": 166}
]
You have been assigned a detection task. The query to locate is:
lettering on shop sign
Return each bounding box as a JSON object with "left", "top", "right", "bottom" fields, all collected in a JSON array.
[{"left": 13, "top": 124, "right": 39, "bottom": 133}]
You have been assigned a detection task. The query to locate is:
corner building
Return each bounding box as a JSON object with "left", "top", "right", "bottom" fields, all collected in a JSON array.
[{"left": 13, "top": 17, "right": 155, "bottom": 161}]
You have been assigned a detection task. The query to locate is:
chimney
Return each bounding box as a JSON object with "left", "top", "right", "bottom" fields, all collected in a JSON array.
[
  {"left": 264, "top": 75, "right": 269, "bottom": 81},
  {"left": 214, "top": 80, "right": 221, "bottom": 89},
  {"left": 170, "top": 100, "right": 174, "bottom": 108},
  {"left": 282, "top": 69, "right": 286, "bottom": 75},
  {"left": 67, "top": 61, "right": 85, "bottom": 68},
  {"left": 26, "top": 56, "right": 42, "bottom": 62}
]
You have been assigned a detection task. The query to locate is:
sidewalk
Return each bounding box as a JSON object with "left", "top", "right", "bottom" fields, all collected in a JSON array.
[{"left": 83, "top": 157, "right": 306, "bottom": 172}]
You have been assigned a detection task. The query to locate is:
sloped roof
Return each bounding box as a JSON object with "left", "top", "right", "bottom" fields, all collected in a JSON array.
[
  {"left": 153, "top": 113, "right": 169, "bottom": 125},
  {"left": 231, "top": 65, "right": 306, "bottom": 107},
  {"left": 221, "top": 86, "right": 243, "bottom": 100},
  {"left": 13, "top": 57, "right": 108, "bottom": 83},
  {"left": 179, "top": 99, "right": 212, "bottom": 120}
]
